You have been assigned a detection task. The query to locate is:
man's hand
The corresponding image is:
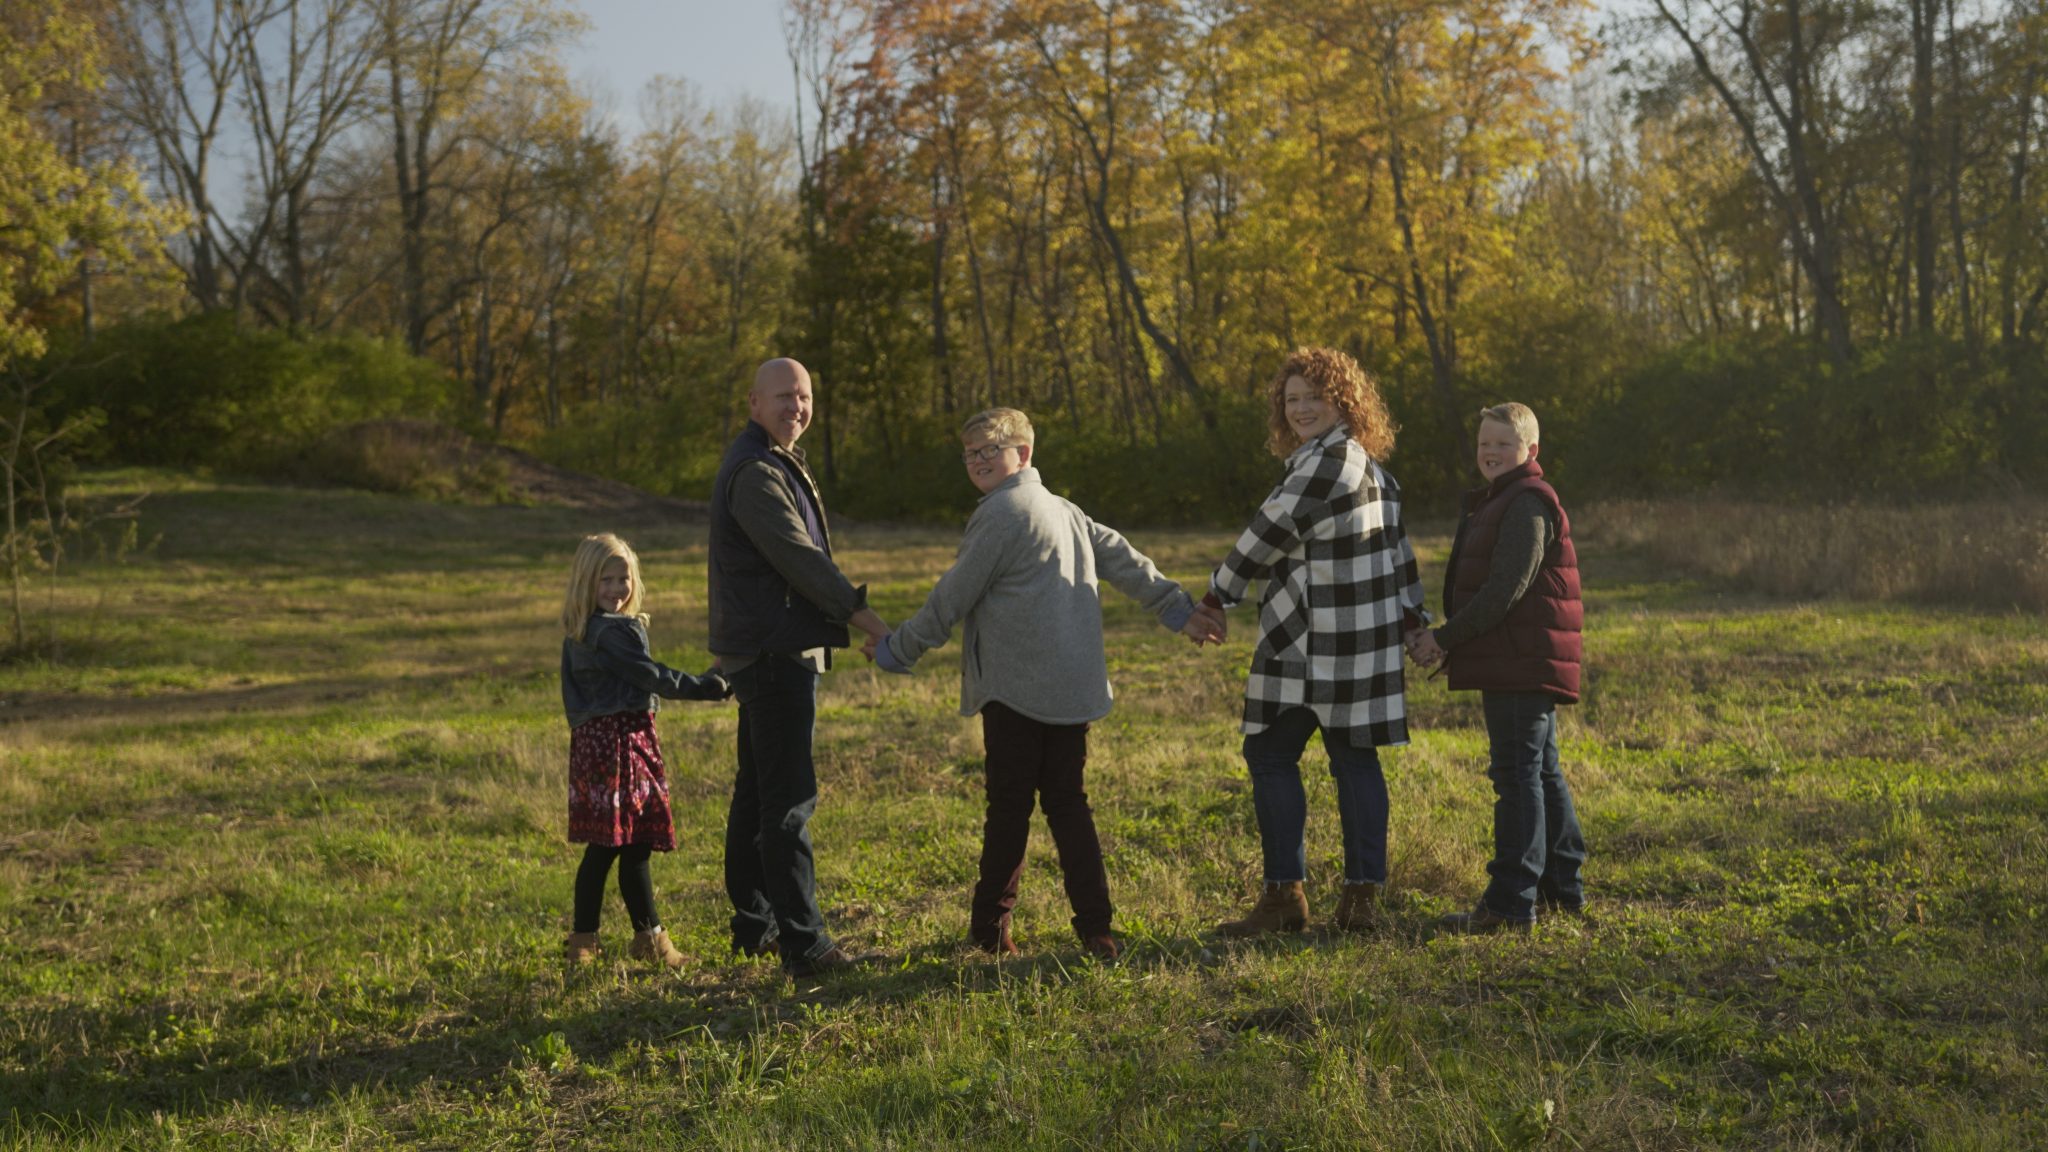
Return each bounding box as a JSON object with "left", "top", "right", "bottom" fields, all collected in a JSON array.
[
  {"left": 1405, "top": 628, "right": 1445, "bottom": 668},
  {"left": 849, "top": 607, "right": 890, "bottom": 660}
]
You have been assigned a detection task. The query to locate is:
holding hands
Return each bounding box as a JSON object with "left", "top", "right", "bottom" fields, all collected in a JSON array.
[
  {"left": 851, "top": 607, "right": 892, "bottom": 664},
  {"left": 1183, "top": 601, "right": 1228, "bottom": 646},
  {"left": 1404, "top": 628, "right": 1445, "bottom": 670}
]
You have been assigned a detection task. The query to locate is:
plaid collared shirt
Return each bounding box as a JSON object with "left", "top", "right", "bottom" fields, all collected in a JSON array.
[{"left": 1209, "top": 424, "right": 1427, "bottom": 748}]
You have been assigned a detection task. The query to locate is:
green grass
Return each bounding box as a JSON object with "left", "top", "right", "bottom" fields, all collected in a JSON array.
[{"left": 2, "top": 469, "right": 2043, "bottom": 1150}]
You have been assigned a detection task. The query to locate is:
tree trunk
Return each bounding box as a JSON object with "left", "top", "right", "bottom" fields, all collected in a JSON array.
[{"left": 1909, "top": 0, "right": 1938, "bottom": 336}]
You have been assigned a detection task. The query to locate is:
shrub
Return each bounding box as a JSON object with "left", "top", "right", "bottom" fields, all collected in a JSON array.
[
  {"left": 301, "top": 421, "right": 516, "bottom": 503},
  {"left": 1572, "top": 335, "right": 2042, "bottom": 498},
  {"left": 50, "top": 314, "right": 463, "bottom": 474}
]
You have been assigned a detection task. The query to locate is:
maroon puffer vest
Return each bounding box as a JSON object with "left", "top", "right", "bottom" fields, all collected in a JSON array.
[{"left": 1441, "top": 460, "right": 1582, "bottom": 703}]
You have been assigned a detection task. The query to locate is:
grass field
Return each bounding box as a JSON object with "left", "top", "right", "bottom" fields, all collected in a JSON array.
[{"left": 2, "top": 471, "right": 2044, "bottom": 1150}]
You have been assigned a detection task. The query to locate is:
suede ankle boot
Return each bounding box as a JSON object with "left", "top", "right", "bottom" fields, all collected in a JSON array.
[
  {"left": 563, "top": 932, "right": 602, "bottom": 965},
  {"left": 1217, "top": 881, "right": 1310, "bottom": 938},
  {"left": 1332, "top": 881, "right": 1383, "bottom": 932},
  {"left": 628, "top": 925, "right": 686, "bottom": 968}
]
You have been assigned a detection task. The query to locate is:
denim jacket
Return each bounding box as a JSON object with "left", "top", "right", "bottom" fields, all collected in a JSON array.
[{"left": 560, "top": 612, "right": 729, "bottom": 729}]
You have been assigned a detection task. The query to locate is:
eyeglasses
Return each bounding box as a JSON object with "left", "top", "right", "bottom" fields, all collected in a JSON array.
[{"left": 961, "top": 443, "right": 1015, "bottom": 464}]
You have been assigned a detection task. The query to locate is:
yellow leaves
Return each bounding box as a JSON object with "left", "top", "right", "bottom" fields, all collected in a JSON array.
[{"left": 1, "top": 0, "right": 176, "bottom": 370}]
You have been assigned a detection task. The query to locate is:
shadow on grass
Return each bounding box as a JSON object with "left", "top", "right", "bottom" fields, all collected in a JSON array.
[
  {"left": 0, "top": 668, "right": 492, "bottom": 727},
  {"left": 0, "top": 922, "right": 1434, "bottom": 1135}
]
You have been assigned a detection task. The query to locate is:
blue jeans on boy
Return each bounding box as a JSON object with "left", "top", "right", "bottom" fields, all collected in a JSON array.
[
  {"left": 1479, "top": 690, "right": 1587, "bottom": 921},
  {"left": 724, "top": 657, "right": 835, "bottom": 966},
  {"left": 1243, "top": 706, "right": 1389, "bottom": 885}
]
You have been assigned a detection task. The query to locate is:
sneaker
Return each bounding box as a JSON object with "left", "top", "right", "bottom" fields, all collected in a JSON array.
[
  {"left": 731, "top": 935, "right": 781, "bottom": 960},
  {"left": 784, "top": 944, "right": 881, "bottom": 979},
  {"left": 1437, "top": 903, "right": 1534, "bottom": 935},
  {"left": 1537, "top": 893, "right": 1588, "bottom": 919}
]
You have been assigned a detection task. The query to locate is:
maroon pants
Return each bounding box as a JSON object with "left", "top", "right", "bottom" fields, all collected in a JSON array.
[{"left": 971, "top": 702, "right": 1113, "bottom": 944}]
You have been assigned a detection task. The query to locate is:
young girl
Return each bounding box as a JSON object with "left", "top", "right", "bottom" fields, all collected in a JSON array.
[{"left": 559, "top": 533, "right": 729, "bottom": 967}]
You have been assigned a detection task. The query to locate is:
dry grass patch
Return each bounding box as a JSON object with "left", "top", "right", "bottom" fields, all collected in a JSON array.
[{"left": 1582, "top": 497, "right": 2048, "bottom": 611}]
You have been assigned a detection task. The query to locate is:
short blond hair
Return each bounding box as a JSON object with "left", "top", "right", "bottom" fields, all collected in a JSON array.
[
  {"left": 1477, "top": 402, "right": 1540, "bottom": 447},
  {"left": 561, "top": 533, "right": 645, "bottom": 641},
  {"left": 960, "top": 407, "right": 1035, "bottom": 448}
]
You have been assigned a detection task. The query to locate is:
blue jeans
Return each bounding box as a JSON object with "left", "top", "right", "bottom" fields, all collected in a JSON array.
[
  {"left": 1242, "top": 707, "right": 1389, "bottom": 885},
  {"left": 724, "top": 657, "right": 834, "bottom": 965},
  {"left": 1479, "top": 691, "right": 1587, "bottom": 921}
]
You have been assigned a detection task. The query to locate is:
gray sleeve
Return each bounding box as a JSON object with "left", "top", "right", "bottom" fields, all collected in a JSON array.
[
  {"left": 728, "top": 461, "right": 867, "bottom": 623},
  {"left": 1435, "top": 492, "right": 1551, "bottom": 651},
  {"left": 1088, "top": 518, "right": 1194, "bottom": 629},
  {"left": 886, "top": 508, "right": 1013, "bottom": 668}
]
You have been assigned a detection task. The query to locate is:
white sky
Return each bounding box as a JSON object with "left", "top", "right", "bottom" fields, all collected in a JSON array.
[{"left": 563, "top": 0, "right": 800, "bottom": 134}]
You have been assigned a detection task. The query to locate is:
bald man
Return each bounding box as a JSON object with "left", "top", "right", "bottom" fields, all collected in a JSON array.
[{"left": 707, "top": 358, "right": 888, "bottom": 978}]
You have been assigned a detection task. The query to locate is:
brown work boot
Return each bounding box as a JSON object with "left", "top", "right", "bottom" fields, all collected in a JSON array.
[
  {"left": 1331, "top": 881, "right": 1383, "bottom": 933},
  {"left": 627, "top": 925, "right": 686, "bottom": 968},
  {"left": 1080, "top": 933, "right": 1120, "bottom": 963},
  {"left": 1437, "top": 903, "right": 1534, "bottom": 935},
  {"left": 1216, "top": 882, "right": 1310, "bottom": 938},
  {"left": 972, "top": 923, "right": 1019, "bottom": 956},
  {"left": 563, "top": 932, "right": 602, "bottom": 965}
]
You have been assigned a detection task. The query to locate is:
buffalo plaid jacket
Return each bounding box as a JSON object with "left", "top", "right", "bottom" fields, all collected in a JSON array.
[{"left": 1209, "top": 424, "right": 1427, "bottom": 748}]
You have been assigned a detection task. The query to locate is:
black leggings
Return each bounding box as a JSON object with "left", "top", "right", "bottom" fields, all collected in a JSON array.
[{"left": 573, "top": 844, "right": 659, "bottom": 933}]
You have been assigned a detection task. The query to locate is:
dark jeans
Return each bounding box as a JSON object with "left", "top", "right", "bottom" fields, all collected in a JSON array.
[
  {"left": 1479, "top": 690, "right": 1587, "bottom": 921},
  {"left": 1242, "top": 707, "right": 1388, "bottom": 885},
  {"left": 971, "top": 701, "right": 1112, "bottom": 942},
  {"left": 724, "top": 657, "right": 834, "bottom": 964},
  {"left": 573, "top": 844, "right": 657, "bottom": 933}
]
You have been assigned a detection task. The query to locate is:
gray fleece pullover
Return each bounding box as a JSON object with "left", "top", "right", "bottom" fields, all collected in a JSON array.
[{"left": 878, "top": 468, "right": 1195, "bottom": 725}]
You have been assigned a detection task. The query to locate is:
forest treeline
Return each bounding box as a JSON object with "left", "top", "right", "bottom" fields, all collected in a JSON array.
[{"left": 5, "top": 0, "right": 2045, "bottom": 525}]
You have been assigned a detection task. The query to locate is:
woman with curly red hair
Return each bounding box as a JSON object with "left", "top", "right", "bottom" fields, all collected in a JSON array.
[{"left": 1195, "top": 347, "right": 1428, "bottom": 938}]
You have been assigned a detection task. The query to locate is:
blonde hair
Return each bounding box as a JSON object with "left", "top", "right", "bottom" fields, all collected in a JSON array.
[
  {"left": 561, "top": 533, "right": 645, "bottom": 641},
  {"left": 1477, "top": 402, "right": 1540, "bottom": 447},
  {"left": 1264, "top": 347, "right": 1397, "bottom": 460},
  {"left": 960, "top": 407, "right": 1035, "bottom": 448}
]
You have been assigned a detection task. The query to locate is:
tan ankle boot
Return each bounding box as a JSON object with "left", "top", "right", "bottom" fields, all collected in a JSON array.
[
  {"left": 563, "top": 932, "right": 602, "bottom": 965},
  {"left": 627, "top": 926, "right": 686, "bottom": 968},
  {"left": 1332, "top": 882, "right": 1383, "bottom": 932},
  {"left": 1217, "top": 881, "right": 1310, "bottom": 938}
]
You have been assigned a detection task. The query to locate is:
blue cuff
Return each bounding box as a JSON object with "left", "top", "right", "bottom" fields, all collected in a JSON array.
[
  {"left": 1160, "top": 597, "right": 1194, "bottom": 632},
  {"left": 875, "top": 634, "right": 913, "bottom": 674}
]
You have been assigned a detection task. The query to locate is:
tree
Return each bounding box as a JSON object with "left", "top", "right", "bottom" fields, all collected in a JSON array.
[{"left": 2, "top": 0, "right": 176, "bottom": 651}]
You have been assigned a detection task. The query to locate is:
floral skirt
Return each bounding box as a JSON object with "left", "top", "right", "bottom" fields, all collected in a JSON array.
[{"left": 567, "top": 711, "right": 675, "bottom": 851}]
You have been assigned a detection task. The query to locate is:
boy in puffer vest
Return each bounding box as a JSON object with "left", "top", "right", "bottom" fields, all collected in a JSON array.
[{"left": 1407, "top": 403, "right": 1588, "bottom": 933}]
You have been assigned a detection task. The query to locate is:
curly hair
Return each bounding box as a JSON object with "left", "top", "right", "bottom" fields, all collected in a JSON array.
[{"left": 1263, "top": 347, "right": 1398, "bottom": 460}]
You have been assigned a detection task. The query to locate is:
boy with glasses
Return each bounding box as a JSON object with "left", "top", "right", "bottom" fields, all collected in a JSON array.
[{"left": 871, "top": 407, "right": 1222, "bottom": 959}]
